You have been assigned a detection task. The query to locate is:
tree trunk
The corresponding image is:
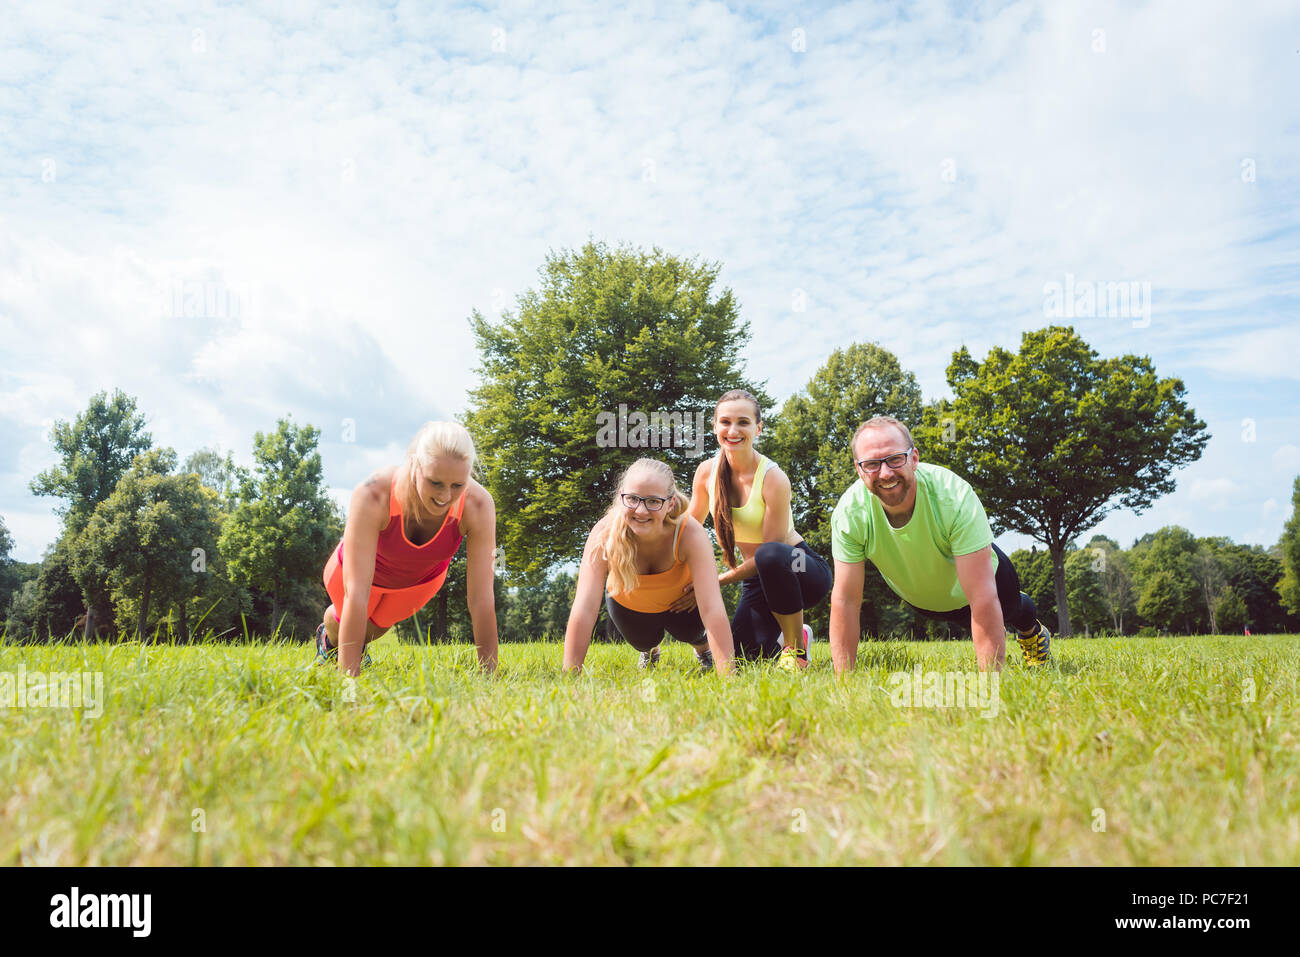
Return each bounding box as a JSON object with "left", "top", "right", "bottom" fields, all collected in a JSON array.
[
  {"left": 1202, "top": 578, "right": 1218, "bottom": 633},
  {"left": 178, "top": 601, "right": 190, "bottom": 645},
  {"left": 270, "top": 593, "right": 280, "bottom": 638},
  {"left": 83, "top": 605, "right": 94, "bottom": 642},
  {"left": 1050, "top": 543, "right": 1073, "bottom": 637},
  {"left": 138, "top": 569, "right": 152, "bottom": 639}
]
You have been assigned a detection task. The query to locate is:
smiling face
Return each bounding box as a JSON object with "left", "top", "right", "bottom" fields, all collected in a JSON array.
[
  {"left": 620, "top": 466, "right": 674, "bottom": 537},
  {"left": 414, "top": 455, "right": 471, "bottom": 514},
  {"left": 714, "top": 397, "right": 761, "bottom": 454},
  {"left": 853, "top": 423, "right": 919, "bottom": 515}
]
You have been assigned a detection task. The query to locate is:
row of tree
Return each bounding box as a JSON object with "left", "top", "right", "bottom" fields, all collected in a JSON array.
[
  {"left": 1, "top": 394, "right": 342, "bottom": 642},
  {"left": 3, "top": 241, "right": 1298, "bottom": 641}
]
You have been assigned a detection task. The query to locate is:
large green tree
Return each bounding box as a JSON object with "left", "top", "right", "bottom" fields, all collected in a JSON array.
[
  {"left": 29, "top": 389, "right": 153, "bottom": 637},
  {"left": 1278, "top": 476, "right": 1300, "bottom": 617},
  {"left": 1064, "top": 547, "right": 1110, "bottom": 635},
  {"left": 219, "top": 418, "right": 342, "bottom": 633},
  {"left": 20, "top": 538, "right": 85, "bottom": 639},
  {"left": 764, "top": 342, "right": 924, "bottom": 638},
  {"left": 1083, "top": 534, "right": 1135, "bottom": 634},
  {"left": 464, "top": 241, "right": 768, "bottom": 581},
  {"left": 71, "top": 449, "right": 222, "bottom": 638},
  {"left": 178, "top": 447, "right": 254, "bottom": 640},
  {"left": 916, "top": 326, "right": 1208, "bottom": 636},
  {"left": 1130, "top": 526, "right": 1204, "bottom": 633},
  {"left": 30, "top": 389, "right": 153, "bottom": 534},
  {"left": 1212, "top": 543, "right": 1290, "bottom": 633},
  {"left": 0, "top": 517, "right": 17, "bottom": 618},
  {"left": 1009, "top": 547, "right": 1058, "bottom": 626},
  {"left": 1192, "top": 539, "right": 1229, "bottom": 633},
  {"left": 1215, "top": 587, "right": 1248, "bottom": 634}
]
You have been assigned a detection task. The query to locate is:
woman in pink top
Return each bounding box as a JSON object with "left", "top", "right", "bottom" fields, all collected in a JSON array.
[{"left": 318, "top": 421, "right": 499, "bottom": 676}]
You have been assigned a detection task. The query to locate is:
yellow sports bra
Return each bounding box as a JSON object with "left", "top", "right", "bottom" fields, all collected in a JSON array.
[{"left": 707, "top": 452, "right": 795, "bottom": 544}]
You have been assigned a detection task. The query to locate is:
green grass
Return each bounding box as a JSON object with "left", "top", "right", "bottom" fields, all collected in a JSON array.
[{"left": 1, "top": 635, "right": 1297, "bottom": 865}]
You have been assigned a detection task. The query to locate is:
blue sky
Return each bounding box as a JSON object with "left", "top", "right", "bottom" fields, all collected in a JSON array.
[{"left": 1, "top": 0, "right": 1298, "bottom": 562}]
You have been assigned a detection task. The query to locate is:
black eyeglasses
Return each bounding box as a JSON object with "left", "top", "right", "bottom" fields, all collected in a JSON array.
[
  {"left": 621, "top": 493, "right": 667, "bottom": 511},
  {"left": 855, "top": 446, "right": 913, "bottom": 473}
]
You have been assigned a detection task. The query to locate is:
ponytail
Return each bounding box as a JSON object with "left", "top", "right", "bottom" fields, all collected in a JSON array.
[{"left": 710, "top": 388, "right": 763, "bottom": 570}]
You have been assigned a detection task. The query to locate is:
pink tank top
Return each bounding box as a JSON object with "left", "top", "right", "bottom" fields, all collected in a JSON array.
[{"left": 336, "top": 476, "right": 467, "bottom": 589}]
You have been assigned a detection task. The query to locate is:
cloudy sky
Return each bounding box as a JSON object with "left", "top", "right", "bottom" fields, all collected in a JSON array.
[{"left": 2, "top": 0, "right": 1298, "bottom": 563}]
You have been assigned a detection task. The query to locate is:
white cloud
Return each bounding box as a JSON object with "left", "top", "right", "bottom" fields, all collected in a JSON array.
[
  {"left": 1, "top": 0, "right": 1297, "bottom": 560},
  {"left": 1272, "top": 445, "right": 1300, "bottom": 474},
  {"left": 1188, "top": 478, "right": 1235, "bottom": 504}
]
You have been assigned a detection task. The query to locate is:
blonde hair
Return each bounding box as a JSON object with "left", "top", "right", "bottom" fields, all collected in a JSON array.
[
  {"left": 600, "top": 458, "right": 689, "bottom": 596},
  {"left": 398, "top": 421, "right": 478, "bottom": 529}
]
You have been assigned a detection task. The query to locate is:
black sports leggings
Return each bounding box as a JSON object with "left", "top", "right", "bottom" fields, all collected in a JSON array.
[
  {"left": 731, "top": 539, "right": 833, "bottom": 660},
  {"left": 605, "top": 596, "right": 706, "bottom": 653},
  {"left": 906, "top": 543, "right": 1040, "bottom": 633}
]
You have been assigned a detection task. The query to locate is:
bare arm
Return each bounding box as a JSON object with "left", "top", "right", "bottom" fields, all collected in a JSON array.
[
  {"left": 684, "top": 458, "right": 712, "bottom": 526},
  {"left": 562, "top": 521, "right": 610, "bottom": 673},
  {"left": 955, "top": 546, "right": 1005, "bottom": 671},
  {"left": 668, "top": 460, "right": 720, "bottom": 611},
  {"left": 339, "top": 474, "right": 387, "bottom": 676},
  {"left": 461, "top": 484, "right": 499, "bottom": 674},
  {"left": 679, "top": 518, "right": 734, "bottom": 675},
  {"left": 829, "top": 559, "right": 865, "bottom": 674}
]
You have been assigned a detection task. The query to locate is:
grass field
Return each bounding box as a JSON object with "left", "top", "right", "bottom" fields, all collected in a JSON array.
[{"left": 2, "top": 634, "right": 1297, "bottom": 866}]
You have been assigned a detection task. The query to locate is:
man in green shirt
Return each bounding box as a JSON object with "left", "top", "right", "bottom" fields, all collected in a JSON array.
[{"left": 828, "top": 415, "right": 1052, "bottom": 672}]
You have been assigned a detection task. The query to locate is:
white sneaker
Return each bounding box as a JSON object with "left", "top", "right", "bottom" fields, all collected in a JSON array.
[{"left": 638, "top": 646, "right": 660, "bottom": 670}]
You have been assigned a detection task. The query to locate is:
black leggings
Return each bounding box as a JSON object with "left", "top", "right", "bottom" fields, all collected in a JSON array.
[
  {"left": 732, "top": 539, "right": 833, "bottom": 660},
  {"left": 605, "top": 595, "right": 706, "bottom": 653},
  {"left": 907, "top": 543, "right": 1040, "bottom": 633}
]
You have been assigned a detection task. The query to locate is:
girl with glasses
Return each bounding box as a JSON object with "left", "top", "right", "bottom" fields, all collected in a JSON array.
[{"left": 562, "top": 458, "right": 734, "bottom": 675}]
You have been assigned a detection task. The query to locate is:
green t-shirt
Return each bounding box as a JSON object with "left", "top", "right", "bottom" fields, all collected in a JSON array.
[{"left": 830, "top": 462, "right": 996, "bottom": 612}]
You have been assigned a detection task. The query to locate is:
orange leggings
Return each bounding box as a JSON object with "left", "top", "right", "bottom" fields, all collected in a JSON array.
[{"left": 323, "top": 547, "right": 448, "bottom": 630}]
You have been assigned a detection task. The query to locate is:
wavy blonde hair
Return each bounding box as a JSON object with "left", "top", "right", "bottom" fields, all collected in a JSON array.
[
  {"left": 398, "top": 421, "right": 478, "bottom": 530},
  {"left": 600, "top": 458, "right": 689, "bottom": 596}
]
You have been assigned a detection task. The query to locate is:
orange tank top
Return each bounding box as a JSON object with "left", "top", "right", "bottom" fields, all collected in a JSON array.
[{"left": 606, "top": 520, "right": 693, "bottom": 614}]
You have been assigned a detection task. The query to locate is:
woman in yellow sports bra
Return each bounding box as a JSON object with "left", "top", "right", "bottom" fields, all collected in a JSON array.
[
  {"left": 562, "top": 458, "right": 734, "bottom": 675},
  {"left": 678, "top": 389, "right": 833, "bottom": 671}
]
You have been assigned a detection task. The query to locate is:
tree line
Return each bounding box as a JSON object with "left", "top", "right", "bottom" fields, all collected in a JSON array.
[{"left": 3, "top": 241, "right": 1298, "bottom": 642}]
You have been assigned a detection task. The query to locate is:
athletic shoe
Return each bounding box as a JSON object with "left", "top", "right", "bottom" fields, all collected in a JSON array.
[
  {"left": 638, "top": 646, "right": 660, "bottom": 670},
  {"left": 778, "top": 646, "right": 809, "bottom": 673},
  {"left": 802, "top": 623, "right": 814, "bottom": 650},
  {"left": 1016, "top": 622, "right": 1053, "bottom": 667},
  {"left": 314, "top": 623, "right": 371, "bottom": 669},
  {"left": 696, "top": 648, "right": 715, "bottom": 674},
  {"left": 315, "top": 623, "right": 336, "bottom": 664}
]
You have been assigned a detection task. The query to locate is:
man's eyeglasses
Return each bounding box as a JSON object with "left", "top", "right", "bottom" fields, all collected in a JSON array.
[
  {"left": 621, "top": 493, "right": 667, "bottom": 511},
  {"left": 855, "top": 446, "right": 913, "bottom": 473}
]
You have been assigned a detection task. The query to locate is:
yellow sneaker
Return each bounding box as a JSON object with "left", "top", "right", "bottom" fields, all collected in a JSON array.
[
  {"left": 778, "top": 646, "right": 809, "bottom": 673},
  {"left": 1016, "top": 623, "right": 1053, "bottom": 667}
]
